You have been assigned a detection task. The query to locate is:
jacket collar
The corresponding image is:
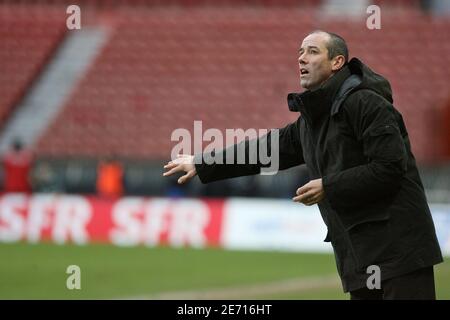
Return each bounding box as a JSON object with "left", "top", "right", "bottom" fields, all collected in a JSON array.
[{"left": 287, "top": 61, "right": 362, "bottom": 122}]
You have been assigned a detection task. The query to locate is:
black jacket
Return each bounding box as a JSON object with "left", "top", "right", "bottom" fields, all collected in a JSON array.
[{"left": 194, "top": 58, "right": 443, "bottom": 292}]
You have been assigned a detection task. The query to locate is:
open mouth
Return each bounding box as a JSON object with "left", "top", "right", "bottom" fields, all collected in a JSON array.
[{"left": 300, "top": 68, "right": 309, "bottom": 75}]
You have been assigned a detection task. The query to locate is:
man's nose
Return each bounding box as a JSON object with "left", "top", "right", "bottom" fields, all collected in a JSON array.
[{"left": 298, "top": 55, "right": 307, "bottom": 65}]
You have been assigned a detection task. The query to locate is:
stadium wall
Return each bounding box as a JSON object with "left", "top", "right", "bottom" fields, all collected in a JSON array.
[{"left": 0, "top": 193, "right": 449, "bottom": 256}]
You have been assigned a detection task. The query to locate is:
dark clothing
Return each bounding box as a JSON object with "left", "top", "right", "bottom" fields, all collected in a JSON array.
[
  {"left": 350, "top": 266, "right": 436, "bottom": 300},
  {"left": 194, "top": 57, "right": 443, "bottom": 293}
]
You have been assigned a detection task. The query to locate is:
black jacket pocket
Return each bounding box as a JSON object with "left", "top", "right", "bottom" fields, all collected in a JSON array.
[
  {"left": 345, "top": 212, "right": 390, "bottom": 232},
  {"left": 347, "top": 214, "right": 396, "bottom": 271},
  {"left": 365, "top": 124, "right": 405, "bottom": 162}
]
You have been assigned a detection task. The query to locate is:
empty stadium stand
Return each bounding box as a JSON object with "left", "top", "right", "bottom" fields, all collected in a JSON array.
[
  {"left": 30, "top": 3, "right": 450, "bottom": 164},
  {"left": 0, "top": 4, "right": 66, "bottom": 128}
]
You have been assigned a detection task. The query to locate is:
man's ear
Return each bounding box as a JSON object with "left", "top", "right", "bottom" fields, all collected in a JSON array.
[{"left": 331, "top": 55, "right": 346, "bottom": 71}]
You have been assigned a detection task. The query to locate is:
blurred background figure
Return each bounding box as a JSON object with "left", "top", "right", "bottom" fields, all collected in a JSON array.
[
  {"left": 96, "top": 156, "right": 124, "bottom": 198},
  {"left": 1, "top": 139, "right": 33, "bottom": 193},
  {"left": 32, "top": 160, "right": 62, "bottom": 193}
]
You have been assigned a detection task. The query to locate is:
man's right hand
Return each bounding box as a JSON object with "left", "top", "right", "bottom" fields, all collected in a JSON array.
[{"left": 163, "top": 154, "right": 197, "bottom": 184}]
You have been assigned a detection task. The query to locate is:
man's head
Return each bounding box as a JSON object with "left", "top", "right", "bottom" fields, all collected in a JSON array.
[
  {"left": 12, "top": 138, "right": 23, "bottom": 152},
  {"left": 298, "top": 30, "right": 348, "bottom": 90}
]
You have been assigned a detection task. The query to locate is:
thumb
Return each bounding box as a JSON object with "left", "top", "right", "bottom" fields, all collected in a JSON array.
[{"left": 178, "top": 170, "right": 195, "bottom": 184}]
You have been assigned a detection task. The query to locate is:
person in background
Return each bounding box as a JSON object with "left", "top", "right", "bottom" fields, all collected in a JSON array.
[
  {"left": 96, "top": 155, "right": 124, "bottom": 198},
  {"left": 2, "top": 139, "right": 33, "bottom": 193}
]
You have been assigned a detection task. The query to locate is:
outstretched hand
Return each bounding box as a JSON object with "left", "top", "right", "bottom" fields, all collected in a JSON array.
[
  {"left": 292, "top": 178, "right": 325, "bottom": 206},
  {"left": 163, "top": 154, "right": 197, "bottom": 184}
]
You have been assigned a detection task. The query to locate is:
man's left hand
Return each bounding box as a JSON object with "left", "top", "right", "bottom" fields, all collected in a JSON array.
[{"left": 293, "top": 178, "right": 325, "bottom": 206}]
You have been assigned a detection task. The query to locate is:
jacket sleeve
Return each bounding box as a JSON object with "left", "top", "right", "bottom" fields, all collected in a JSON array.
[
  {"left": 194, "top": 118, "right": 304, "bottom": 184},
  {"left": 322, "top": 90, "right": 408, "bottom": 209}
]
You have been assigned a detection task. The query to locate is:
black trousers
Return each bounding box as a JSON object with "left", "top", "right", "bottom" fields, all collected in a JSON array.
[{"left": 350, "top": 266, "right": 436, "bottom": 300}]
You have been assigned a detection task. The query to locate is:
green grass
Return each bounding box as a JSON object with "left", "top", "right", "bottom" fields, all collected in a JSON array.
[{"left": 0, "top": 242, "right": 448, "bottom": 300}]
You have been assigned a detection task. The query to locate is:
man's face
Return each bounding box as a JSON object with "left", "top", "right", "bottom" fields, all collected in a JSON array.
[{"left": 298, "top": 33, "right": 334, "bottom": 90}]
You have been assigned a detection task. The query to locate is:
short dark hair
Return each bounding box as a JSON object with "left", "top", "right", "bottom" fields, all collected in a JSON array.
[
  {"left": 12, "top": 138, "right": 23, "bottom": 151},
  {"left": 309, "top": 30, "right": 349, "bottom": 63}
]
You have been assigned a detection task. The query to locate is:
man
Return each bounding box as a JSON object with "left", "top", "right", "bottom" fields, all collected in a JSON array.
[{"left": 163, "top": 31, "right": 443, "bottom": 299}]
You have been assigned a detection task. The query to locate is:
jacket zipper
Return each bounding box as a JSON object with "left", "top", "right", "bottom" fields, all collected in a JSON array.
[
  {"left": 303, "top": 117, "right": 323, "bottom": 177},
  {"left": 304, "top": 115, "right": 361, "bottom": 269}
]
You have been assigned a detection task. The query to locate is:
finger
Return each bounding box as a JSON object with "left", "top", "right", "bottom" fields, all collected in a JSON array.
[
  {"left": 304, "top": 193, "right": 323, "bottom": 206},
  {"left": 165, "top": 155, "right": 189, "bottom": 167},
  {"left": 178, "top": 170, "right": 195, "bottom": 184},
  {"left": 173, "top": 156, "right": 192, "bottom": 165},
  {"left": 293, "top": 193, "right": 309, "bottom": 202},
  {"left": 293, "top": 192, "right": 306, "bottom": 202},
  {"left": 299, "top": 190, "right": 315, "bottom": 202},
  {"left": 162, "top": 165, "right": 182, "bottom": 177},
  {"left": 163, "top": 162, "right": 177, "bottom": 169},
  {"left": 293, "top": 190, "right": 315, "bottom": 203},
  {"left": 296, "top": 184, "right": 310, "bottom": 196}
]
